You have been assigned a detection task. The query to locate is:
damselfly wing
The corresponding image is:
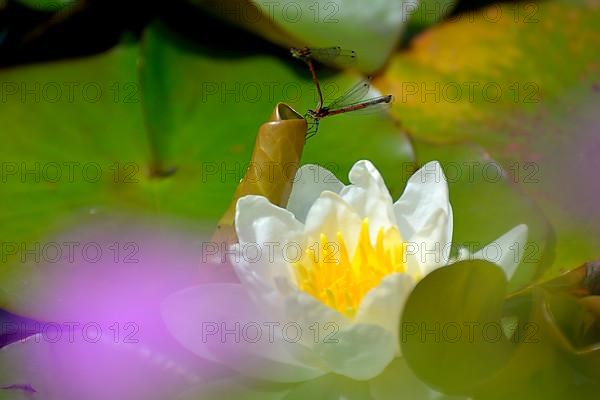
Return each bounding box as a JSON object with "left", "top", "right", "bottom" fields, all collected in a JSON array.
[
  {"left": 305, "top": 79, "right": 394, "bottom": 138},
  {"left": 325, "top": 78, "right": 372, "bottom": 110}
]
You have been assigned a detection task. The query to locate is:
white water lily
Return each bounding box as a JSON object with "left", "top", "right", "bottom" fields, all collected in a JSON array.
[{"left": 162, "top": 160, "right": 527, "bottom": 383}]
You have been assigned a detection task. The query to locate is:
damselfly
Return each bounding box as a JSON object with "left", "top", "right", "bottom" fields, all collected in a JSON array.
[
  {"left": 290, "top": 46, "right": 356, "bottom": 111},
  {"left": 290, "top": 47, "right": 393, "bottom": 138},
  {"left": 304, "top": 78, "right": 394, "bottom": 138}
]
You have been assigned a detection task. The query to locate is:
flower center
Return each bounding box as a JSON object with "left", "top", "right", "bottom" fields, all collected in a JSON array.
[{"left": 293, "top": 219, "right": 406, "bottom": 318}]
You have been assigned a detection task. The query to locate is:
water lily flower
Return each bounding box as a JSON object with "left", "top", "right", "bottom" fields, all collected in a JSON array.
[{"left": 162, "top": 160, "right": 527, "bottom": 383}]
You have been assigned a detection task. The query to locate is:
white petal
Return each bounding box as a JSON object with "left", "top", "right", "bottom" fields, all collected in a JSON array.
[
  {"left": 339, "top": 160, "right": 398, "bottom": 241},
  {"left": 394, "top": 161, "right": 453, "bottom": 250},
  {"left": 405, "top": 208, "right": 453, "bottom": 276},
  {"left": 355, "top": 273, "right": 415, "bottom": 351},
  {"left": 281, "top": 289, "right": 352, "bottom": 336},
  {"left": 235, "top": 195, "right": 302, "bottom": 245},
  {"left": 303, "top": 191, "right": 363, "bottom": 256},
  {"left": 348, "top": 160, "right": 390, "bottom": 194},
  {"left": 276, "top": 288, "right": 355, "bottom": 371},
  {"left": 312, "top": 323, "right": 396, "bottom": 380},
  {"left": 230, "top": 251, "right": 284, "bottom": 310},
  {"left": 472, "top": 224, "right": 529, "bottom": 280},
  {"left": 286, "top": 164, "right": 344, "bottom": 223},
  {"left": 232, "top": 196, "right": 303, "bottom": 293},
  {"left": 161, "top": 283, "right": 325, "bottom": 382}
]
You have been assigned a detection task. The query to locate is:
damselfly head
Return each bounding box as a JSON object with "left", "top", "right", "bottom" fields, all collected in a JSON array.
[{"left": 290, "top": 47, "right": 311, "bottom": 60}]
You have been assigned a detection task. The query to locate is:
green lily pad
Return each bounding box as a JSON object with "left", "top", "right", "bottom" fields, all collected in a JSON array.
[
  {"left": 369, "top": 357, "right": 451, "bottom": 400},
  {"left": 401, "top": 259, "right": 512, "bottom": 394},
  {"left": 0, "top": 24, "right": 413, "bottom": 314},
  {"left": 379, "top": 0, "right": 600, "bottom": 276}
]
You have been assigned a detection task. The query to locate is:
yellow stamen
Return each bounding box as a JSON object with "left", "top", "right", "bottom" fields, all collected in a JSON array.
[{"left": 293, "top": 219, "right": 405, "bottom": 318}]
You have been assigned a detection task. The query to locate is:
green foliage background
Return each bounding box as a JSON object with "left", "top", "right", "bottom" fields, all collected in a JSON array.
[{"left": 1, "top": 0, "right": 599, "bottom": 398}]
